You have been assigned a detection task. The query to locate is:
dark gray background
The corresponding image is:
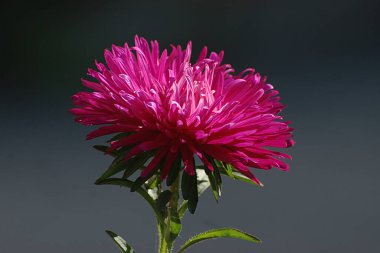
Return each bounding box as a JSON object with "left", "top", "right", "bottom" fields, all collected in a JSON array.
[{"left": 1, "top": 0, "right": 379, "bottom": 252}]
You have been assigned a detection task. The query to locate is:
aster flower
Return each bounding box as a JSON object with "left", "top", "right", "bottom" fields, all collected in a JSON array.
[
  {"left": 72, "top": 35, "right": 293, "bottom": 195},
  {"left": 71, "top": 36, "right": 294, "bottom": 253}
]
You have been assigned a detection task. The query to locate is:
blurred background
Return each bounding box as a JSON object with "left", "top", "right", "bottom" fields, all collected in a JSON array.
[{"left": 1, "top": 0, "right": 379, "bottom": 252}]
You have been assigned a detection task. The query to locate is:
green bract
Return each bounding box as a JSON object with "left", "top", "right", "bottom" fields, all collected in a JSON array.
[{"left": 94, "top": 144, "right": 261, "bottom": 253}]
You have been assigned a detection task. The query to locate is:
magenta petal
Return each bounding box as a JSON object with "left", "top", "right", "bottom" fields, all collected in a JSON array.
[{"left": 71, "top": 35, "right": 294, "bottom": 186}]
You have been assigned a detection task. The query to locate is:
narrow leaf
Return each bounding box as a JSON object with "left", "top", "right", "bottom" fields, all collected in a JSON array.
[
  {"left": 95, "top": 156, "right": 126, "bottom": 184},
  {"left": 122, "top": 151, "right": 154, "bottom": 179},
  {"left": 209, "top": 157, "right": 222, "bottom": 195},
  {"left": 179, "top": 169, "right": 210, "bottom": 218},
  {"left": 93, "top": 145, "right": 110, "bottom": 154},
  {"left": 131, "top": 153, "right": 162, "bottom": 192},
  {"left": 187, "top": 172, "right": 198, "bottom": 214},
  {"left": 224, "top": 162, "right": 234, "bottom": 178},
  {"left": 167, "top": 155, "right": 182, "bottom": 186},
  {"left": 181, "top": 171, "right": 192, "bottom": 200},
  {"left": 105, "top": 230, "right": 136, "bottom": 253},
  {"left": 219, "top": 170, "right": 261, "bottom": 186},
  {"left": 107, "top": 133, "right": 132, "bottom": 143},
  {"left": 93, "top": 144, "right": 130, "bottom": 158},
  {"left": 203, "top": 166, "right": 219, "bottom": 202},
  {"left": 176, "top": 228, "right": 261, "bottom": 253},
  {"left": 131, "top": 177, "right": 146, "bottom": 192},
  {"left": 156, "top": 190, "right": 172, "bottom": 213},
  {"left": 181, "top": 170, "right": 198, "bottom": 214}
]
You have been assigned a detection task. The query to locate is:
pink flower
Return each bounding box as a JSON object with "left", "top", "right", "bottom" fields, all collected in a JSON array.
[{"left": 71, "top": 36, "right": 294, "bottom": 186}]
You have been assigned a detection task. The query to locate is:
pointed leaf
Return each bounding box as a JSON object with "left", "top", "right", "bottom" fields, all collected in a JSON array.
[
  {"left": 202, "top": 166, "right": 219, "bottom": 202},
  {"left": 209, "top": 157, "right": 222, "bottom": 196},
  {"left": 95, "top": 151, "right": 153, "bottom": 184},
  {"left": 95, "top": 156, "right": 126, "bottom": 184},
  {"left": 181, "top": 170, "right": 198, "bottom": 214},
  {"left": 105, "top": 230, "right": 137, "bottom": 253},
  {"left": 157, "top": 190, "right": 172, "bottom": 213},
  {"left": 176, "top": 228, "right": 261, "bottom": 253},
  {"left": 232, "top": 171, "right": 261, "bottom": 186},
  {"left": 107, "top": 133, "right": 132, "bottom": 143},
  {"left": 224, "top": 162, "right": 234, "bottom": 178},
  {"left": 187, "top": 191, "right": 198, "bottom": 214},
  {"left": 219, "top": 170, "right": 261, "bottom": 186},
  {"left": 181, "top": 171, "right": 191, "bottom": 200},
  {"left": 131, "top": 177, "right": 146, "bottom": 192},
  {"left": 122, "top": 151, "right": 154, "bottom": 179},
  {"left": 179, "top": 169, "right": 210, "bottom": 218},
  {"left": 167, "top": 155, "right": 182, "bottom": 186},
  {"left": 93, "top": 145, "right": 110, "bottom": 154},
  {"left": 131, "top": 153, "right": 163, "bottom": 191},
  {"left": 202, "top": 155, "right": 222, "bottom": 200},
  {"left": 93, "top": 144, "right": 130, "bottom": 158}
]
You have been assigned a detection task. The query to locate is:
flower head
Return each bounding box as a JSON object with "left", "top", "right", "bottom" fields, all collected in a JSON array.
[{"left": 71, "top": 36, "right": 294, "bottom": 187}]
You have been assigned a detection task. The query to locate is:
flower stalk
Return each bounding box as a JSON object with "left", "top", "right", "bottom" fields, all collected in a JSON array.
[{"left": 158, "top": 174, "right": 180, "bottom": 253}]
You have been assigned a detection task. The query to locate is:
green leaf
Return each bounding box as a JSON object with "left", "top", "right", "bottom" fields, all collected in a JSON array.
[
  {"left": 224, "top": 162, "right": 234, "bottom": 178},
  {"left": 107, "top": 133, "right": 132, "bottom": 143},
  {"left": 203, "top": 155, "right": 222, "bottom": 200},
  {"left": 131, "top": 153, "right": 163, "bottom": 192},
  {"left": 167, "top": 155, "right": 182, "bottom": 186},
  {"left": 95, "top": 156, "right": 126, "bottom": 184},
  {"left": 93, "top": 145, "right": 109, "bottom": 153},
  {"left": 176, "top": 228, "right": 261, "bottom": 253},
  {"left": 220, "top": 170, "right": 261, "bottom": 186},
  {"left": 181, "top": 171, "right": 191, "bottom": 200},
  {"left": 131, "top": 177, "right": 146, "bottom": 192},
  {"left": 181, "top": 170, "right": 198, "bottom": 214},
  {"left": 212, "top": 160, "right": 261, "bottom": 187},
  {"left": 122, "top": 151, "right": 154, "bottom": 179},
  {"left": 178, "top": 168, "right": 211, "bottom": 218},
  {"left": 95, "top": 151, "right": 153, "bottom": 185},
  {"left": 213, "top": 164, "right": 222, "bottom": 193},
  {"left": 105, "top": 230, "right": 137, "bottom": 253},
  {"left": 202, "top": 167, "right": 219, "bottom": 202},
  {"left": 233, "top": 172, "right": 261, "bottom": 186},
  {"left": 213, "top": 162, "right": 222, "bottom": 184},
  {"left": 156, "top": 190, "right": 172, "bottom": 213},
  {"left": 178, "top": 201, "right": 188, "bottom": 219},
  {"left": 213, "top": 160, "right": 233, "bottom": 175},
  {"left": 93, "top": 144, "right": 129, "bottom": 158}
]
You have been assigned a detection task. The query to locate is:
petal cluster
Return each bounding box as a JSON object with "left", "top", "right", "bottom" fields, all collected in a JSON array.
[{"left": 71, "top": 36, "right": 294, "bottom": 185}]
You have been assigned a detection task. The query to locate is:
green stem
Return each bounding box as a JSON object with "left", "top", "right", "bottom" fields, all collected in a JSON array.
[
  {"left": 158, "top": 205, "right": 170, "bottom": 253},
  {"left": 159, "top": 223, "right": 168, "bottom": 253},
  {"left": 158, "top": 175, "right": 181, "bottom": 253},
  {"left": 167, "top": 176, "right": 180, "bottom": 251}
]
